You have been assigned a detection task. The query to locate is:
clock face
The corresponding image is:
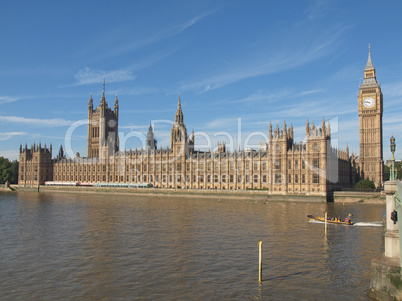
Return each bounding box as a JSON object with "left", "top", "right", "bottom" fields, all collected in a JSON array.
[{"left": 363, "top": 97, "right": 375, "bottom": 109}]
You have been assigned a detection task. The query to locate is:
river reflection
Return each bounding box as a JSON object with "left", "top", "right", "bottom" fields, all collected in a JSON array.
[{"left": 0, "top": 191, "right": 384, "bottom": 300}]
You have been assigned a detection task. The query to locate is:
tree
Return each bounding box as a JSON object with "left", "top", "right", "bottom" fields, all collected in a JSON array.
[
  {"left": 396, "top": 161, "right": 402, "bottom": 180},
  {"left": 355, "top": 179, "right": 376, "bottom": 191},
  {"left": 0, "top": 157, "right": 19, "bottom": 184},
  {"left": 384, "top": 162, "right": 402, "bottom": 182},
  {"left": 384, "top": 165, "right": 390, "bottom": 181}
]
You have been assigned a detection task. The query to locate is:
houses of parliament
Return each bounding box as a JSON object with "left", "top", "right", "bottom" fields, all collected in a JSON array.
[{"left": 18, "top": 49, "right": 384, "bottom": 195}]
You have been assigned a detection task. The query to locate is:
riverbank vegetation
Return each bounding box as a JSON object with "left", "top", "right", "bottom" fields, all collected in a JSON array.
[
  {"left": 355, "top": 179, "right": 376, "bottom": 191},
  {"left": 0, "top": 157, "right": 18, "bottom": 184},
  {"left": 384, "top": 162, "right": 402, "bottom": 181}
]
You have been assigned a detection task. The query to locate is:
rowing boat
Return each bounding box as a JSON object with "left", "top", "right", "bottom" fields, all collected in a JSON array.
[{"left": 307, "top": 215, "right": 354, "bottom": 225}]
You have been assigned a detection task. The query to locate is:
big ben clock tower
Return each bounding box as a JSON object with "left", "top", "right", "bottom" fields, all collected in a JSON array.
[{"left": 358, "top": 45, "right": 383, "bottom": 188}]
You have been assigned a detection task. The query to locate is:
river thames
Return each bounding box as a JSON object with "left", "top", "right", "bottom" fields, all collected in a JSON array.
[{"left": 0, "top": 191, "right": 384, "bottom": 300}]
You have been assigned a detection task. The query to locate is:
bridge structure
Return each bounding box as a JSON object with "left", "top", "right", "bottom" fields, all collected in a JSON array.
[{"left": 370, "top": 180, "right": 402, "bottom": 300}]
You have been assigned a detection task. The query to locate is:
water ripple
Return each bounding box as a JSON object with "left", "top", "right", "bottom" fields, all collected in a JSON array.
[{"left": 0, "top": 192, "right": 384, "bottom": 300}]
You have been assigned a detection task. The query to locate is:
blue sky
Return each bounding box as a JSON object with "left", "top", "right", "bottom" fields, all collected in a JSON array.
[{"left": 1, "top": 0, "right": 402, "bottom": 161}]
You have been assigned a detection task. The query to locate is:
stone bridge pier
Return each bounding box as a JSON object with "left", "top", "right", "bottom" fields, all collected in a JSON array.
[{"left": 370, "top": 181, "right": 402, "bottom": 300}]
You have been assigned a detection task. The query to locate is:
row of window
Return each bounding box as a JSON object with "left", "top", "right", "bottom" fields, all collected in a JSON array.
[
  {"left": 274, "top": 143, "right": 319, "bottom": 152},
  {"left": 53, "top": 173, "right": 321, "bottom": 185},
  {"left": 20, "top": 156, "right": 52, "bottom": 163},
  {"left": 91, "top": 127, "right": 100, "bottom": 138},
  {"left": 53, "top": 159, "right": 321, "bottom": 173},
  {"left": 287, "top": 174, "right": 319, "bottom": 184}
]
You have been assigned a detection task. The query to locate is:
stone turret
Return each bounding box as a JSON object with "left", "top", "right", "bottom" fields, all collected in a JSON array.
[
  {"left": 175, "top": 94, "right": 184, "bottom": 125},
  {"left": 114, "top": 94, "right": 119, "bottom": 116},
  {"left": 87, "top": 78, "right": 119, "bottom": 158},
  {"left": 56, "top": 145, "right": 65, "bottom": 160},
  {"left": 18, "top": 143, "right": 53, "bottom": 186},
  {"left": 217, "top": 142, "right": 226, "bottom": 153},
  {"left": 89, "top": 93, "right": 93, "bottom": 111},
  {"left": 269, "top": 122, "right": 273, "bottom": 141},
  {"left": 146, "top": 123, "right": 157, "bottom": 151}
]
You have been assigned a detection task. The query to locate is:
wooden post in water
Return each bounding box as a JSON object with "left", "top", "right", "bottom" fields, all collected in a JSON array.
[
  {"left": 324, "top": 212, "right": 328, "bottom": 236},
  {"left": 258, "top": 239, "right": 262, "bottom": 283}
]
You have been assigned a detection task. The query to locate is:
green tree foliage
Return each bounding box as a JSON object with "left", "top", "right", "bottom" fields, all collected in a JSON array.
[
  {"left": 384, "top": 165, "right": 390, "bottom": 181},
  {"left": 384, "top": 161, "right": 402, "bottom": 182},
  {"left": 355, "top": 179, "right": 376, "bottom": 191},
  {"left": 394, "top": 161, "right": 402, "bottom": 179},
  {"left": 0, "top": 157, "right": 19, "bottom": 184}
]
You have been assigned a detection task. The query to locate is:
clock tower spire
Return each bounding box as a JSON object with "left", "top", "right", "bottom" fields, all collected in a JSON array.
[
  {"left": 358, "top": 45, "right": 383, "bottom": 188},
  {"left": 364, "top": 44, "right": 376, "bottom": 79}
]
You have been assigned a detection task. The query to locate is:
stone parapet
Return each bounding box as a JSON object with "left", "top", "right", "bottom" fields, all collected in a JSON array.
[{"left": 370, "top": 254, "right": 402, "bottom": 300}]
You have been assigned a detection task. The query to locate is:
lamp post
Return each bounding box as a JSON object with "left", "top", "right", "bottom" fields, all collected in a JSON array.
[{"left": 390, "top": 135, "right": 397, "bottom": 181}]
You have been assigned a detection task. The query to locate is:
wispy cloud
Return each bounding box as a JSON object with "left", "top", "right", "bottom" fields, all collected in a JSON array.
[
  {"left": 0, "top": 150, "right": 19, "bottom": 161},
  {"left": 72, "top": 67, "right": 135, "bottom": 86},
  {"left": 382, "top": 81, "right": 402, "bottom": 99},
  {"left": 327, "top": 64, "right": 360, "bottom": 83},
  {"left": 85, "top": 10, "right": 217, "bottom": 63},
  {"left": 305, "top": 0, "right": 334, "bottom": 20},
  {"left": 179, "top": 10, "right": 217, "bottom": 32},
  {"left": 202, "top": 117, "right": 240, "bottom": 130},
  {"left": 224, "top": 88, "right": 323, "bottom": 105},
  {"left": 0, "top": 132, "right": 27, "bottom": 141},
  {"left": 124, "top": 48, "right": 179, "bottom": 73},
  {"left": 119, "top": 124, "right": 149, "bottom": 130},
  {"left": 70, "top": 48, "right": 179, "bottom": 87},
  {"left": 0, "top": 96, "right": 20, "bottom": 104},
  {"left": 119, "top": 86, "right": 158, "bottom": 96},
  {"left": 131, "top": 10, "right": 215, "bottom": 49},
  {"left": 179, "top": 25, "right": 346, "bottom": 93},
  {"left": 66, "top": 9, "right": 216, "bottom": 87},
  {"left": 384, "top": 112, "right": 402, "bottom": 124},
  {"left": 0, "top": 116, "right": 73, "bottom": 127},
  {"left": 274, "top": 100, "right": 354, "bottom": 119},
  {"left": 122, "top": 108, "right": 172, "bottom": 115},
  {"left": 228, "top": 90, "right": 291, "bottom": 104}
]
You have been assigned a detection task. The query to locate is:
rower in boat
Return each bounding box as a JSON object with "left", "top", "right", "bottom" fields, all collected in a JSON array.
[
  {"left": 345, "top": 213, "right": 352, "bottom": 224},
  {"left": 307, "top": 214, "right": 354, "bottom": 225}
]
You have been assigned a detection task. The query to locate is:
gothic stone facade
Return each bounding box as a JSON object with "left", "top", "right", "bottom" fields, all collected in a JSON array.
[
  {"left": 358, "top": 47, "right": 384, "bottom": 187},
  {"left": 18, "top": 143, "right": 53, "bottom": 186},
  {"left": 19, "top": 50, "right": 382, "bottom": 193},
  {"left": 87, "top": 90, "right": 119, "bottom": 159},
  {"left": 21, "top": 95, "right": 355, "bottom": 196}
]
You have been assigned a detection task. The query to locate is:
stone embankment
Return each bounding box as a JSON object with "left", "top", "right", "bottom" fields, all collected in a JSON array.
[
  {"left": 11, "top": 185, "right": 385, "bottom": 203},
  {"left": 332, "top": 191, "right": 385, "bottom": 204}
]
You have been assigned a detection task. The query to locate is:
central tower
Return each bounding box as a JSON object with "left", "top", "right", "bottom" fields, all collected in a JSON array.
[
  {"left": 87, "top": 80, "right": 119, "bottom": 159},
  {"left": 170, "top": 94, "right": 194, "bottom": 156},
  {"left": 358, "top": 45, "right": 383, "bottom": 188}
]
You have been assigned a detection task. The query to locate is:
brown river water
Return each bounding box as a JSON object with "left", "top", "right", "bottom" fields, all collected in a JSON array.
[{"left": 0, "top": 191, "right": 384, "bottom": 300}]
